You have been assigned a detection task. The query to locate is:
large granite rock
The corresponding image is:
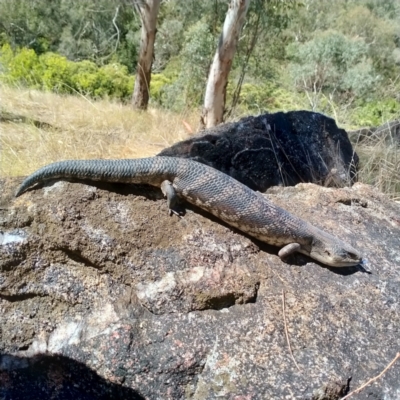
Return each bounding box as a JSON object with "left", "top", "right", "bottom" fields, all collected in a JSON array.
[
  {"left": 1, "top": 177, "right": 400, "bottom": 399},
  {"left": 159, "top": 111, "right": 359, "bottom": 192}
]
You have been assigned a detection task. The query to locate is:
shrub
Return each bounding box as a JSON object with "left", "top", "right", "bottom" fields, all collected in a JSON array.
[
  {"left": 39, "top": 52, "right": 72, "bottom": 92},
  {"left": 226, "top": 81, "right": 307, "bottom": 115},
  {"left": 287, "top": 31, "right": 379, "bottom": 102},
  {"left": 351, "top": 98, "right": 400, "bottom": 127},
  {"left": 0, "top": 45, "right": 135, "bottom": 101},
  {"left": 94, "top": 63, "right": 134, "bottom": 100},
  {"left": 150, "top": 73, "right": 173, "bottom": 105},
  {"left": 0, "top": 44, "right": 42, "bottom": 87},
  {"left": 69, "top": 60, "right": 100, "bottom": 95}
]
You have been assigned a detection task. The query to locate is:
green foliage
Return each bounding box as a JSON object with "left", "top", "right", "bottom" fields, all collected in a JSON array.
[
  {"left": 0, "top": 0, "right": 62, "bottom": 54},
  {"left": 69, "top": 60, "right": 99, "bottom": 94},
  {"left": 150, "top": 74, "right": 173, "bottom": 105},
  {"left": 163, "top": 20, "right": 215, "bottom": 110},
  {"left": 341, "top": 61, "right": 379, "bottom": 98},
  {"left": 350, "top": 99, "right": 400, "bottom": 127},
  {"left": 227, "top": 81, "right": 307, "bottom": 115},
  {"left": 285, "top": 0, "right": 399, "bottom": 105},
  {"left": 95, "top": 64, "right": 134, "bottom": 99},
  {"left": 0, "top": 45, "right": 133, "bottom": 100},
  {"left": 287, "top": 31, "right": 380, "bottom": 102},
  {"left": 228, "top": 82, "right": 274, "bottom": 114},
  {"left": 153, "top": 19, "right": 183, "bottom": 72},
  {"left": 39, "top": 52, "right": 72, "bottom": 92},
  {"left": 238, "top": 83, "right": 272, "bottom": 111},
  {"left": 337, "top": 5, "right": 398, "bottom": 78},
  {"left": 0, "top": 44, "right": 42, "bottom": 87},
  {"left": 0, "top": 0, "right": 139, "bottom": 70}
]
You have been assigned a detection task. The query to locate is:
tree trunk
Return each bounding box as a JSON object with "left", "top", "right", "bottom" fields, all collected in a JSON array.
[
  {"left": 132, "top": 0, "right": 161, "bottom": 110},
  {"left": 202, "top": 0, "right": 250, "bottom": 128}
]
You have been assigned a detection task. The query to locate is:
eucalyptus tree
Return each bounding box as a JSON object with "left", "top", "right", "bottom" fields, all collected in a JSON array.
[
  {"left": 131, "top": 0, "right": 161, "bottom": 110},
  {"left": 201, "top": 0, "right": 250, "bottom": 128}
]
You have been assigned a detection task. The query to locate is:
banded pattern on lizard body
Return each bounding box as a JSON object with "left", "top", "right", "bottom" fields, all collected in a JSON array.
[{"left": 15, "top": 157, "right": 362, "bottom": 267}]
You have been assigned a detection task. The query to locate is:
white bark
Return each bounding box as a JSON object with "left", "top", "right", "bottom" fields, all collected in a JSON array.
[
  {"left": 202, "top": 0, "right": 250, "bottom": 128},
  {"left": 132, "top": 0, "right": 161, "bottom": 110}
]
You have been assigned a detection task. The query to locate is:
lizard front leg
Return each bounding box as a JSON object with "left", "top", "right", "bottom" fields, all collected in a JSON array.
[{"left": 161, "top": 180, "right": 182, "bottom": 216}]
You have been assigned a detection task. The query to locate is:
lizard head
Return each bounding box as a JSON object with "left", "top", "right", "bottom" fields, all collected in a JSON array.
[{"left": 308, "top": 230, "right": 363, "bottom": 267}]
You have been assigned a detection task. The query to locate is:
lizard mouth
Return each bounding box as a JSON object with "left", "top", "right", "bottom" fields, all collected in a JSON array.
[{"left": 309, "top": 249, "right": 363, "bottom": 267}]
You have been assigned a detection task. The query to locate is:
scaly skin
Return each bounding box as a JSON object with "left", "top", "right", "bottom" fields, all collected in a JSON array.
[{"left": 15, "top": 157, "right": 363, "bottom": 267}]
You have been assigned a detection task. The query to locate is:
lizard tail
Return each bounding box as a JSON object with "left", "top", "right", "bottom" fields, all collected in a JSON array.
[{"left": 15, "top": 158, "right": 178, "bottom": 197}]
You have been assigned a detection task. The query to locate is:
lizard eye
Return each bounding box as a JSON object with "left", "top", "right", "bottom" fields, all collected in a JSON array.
[{"left": 324, "top": 250, "right": 331, "bottom": 257}]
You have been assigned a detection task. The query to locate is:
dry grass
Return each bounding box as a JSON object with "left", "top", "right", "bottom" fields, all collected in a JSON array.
[
  {"left": 354, "top": 129, "right": 400, "bottom": 201},
  {"left": 1, "top": 85, "right": 399, "bottom": 200},
  {"left": 0, "top": 85, "right": 199, "bottom": 177}
]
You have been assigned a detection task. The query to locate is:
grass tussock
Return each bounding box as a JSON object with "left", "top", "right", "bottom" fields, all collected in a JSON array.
[{"left": 0, "top": 85, "right": 199, "bottom": 177}]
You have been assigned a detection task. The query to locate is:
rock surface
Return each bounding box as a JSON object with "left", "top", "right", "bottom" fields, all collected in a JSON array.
[
  {"left": 349, "top": 119, "right": 400, "bottom": 145},
  {"left": 159, "top": 111, "right": 358, "bottom": 192},
  {"left": 1, "top": 177, "right": 400, "bottom": 399}
]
